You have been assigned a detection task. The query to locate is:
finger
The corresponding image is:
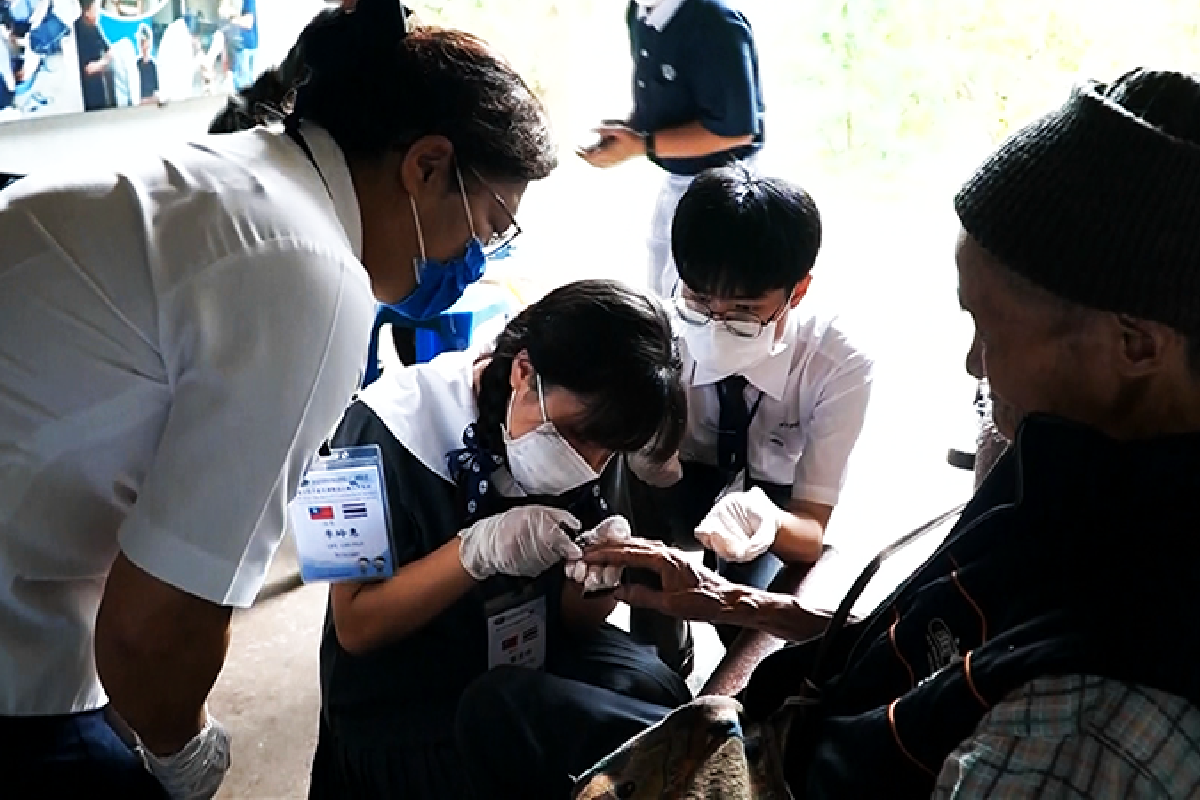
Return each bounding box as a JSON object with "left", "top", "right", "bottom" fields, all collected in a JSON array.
[
  {"left": 543, "top": 507, "right": 581, "bottom": 529},
  {"left": 591, "top": 515, "right": 632, "bottom": 542},
  {"left": 613, "top": 582, "right": 665, "bottom": 612},
  {"left": 548, "top": 529, "right": 583, "bottom": 561},
  {"left": 601, "top": 564, "right": 623, "bottom": 587},
  {"left": 750, "top": 513, "right": 777, "bottom": 549},
  {"left": 583, "top": 568, "right": 607, "bottom": 593},
  {"left": 582, "top": 544, "right": 671, "bottom": 573}
]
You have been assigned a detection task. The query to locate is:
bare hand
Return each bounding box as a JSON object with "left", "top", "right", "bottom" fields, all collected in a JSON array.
[
  {"left": 577, "top": 124, "right": 646, "bottom": 169},
  {"left": 582, "top": 537, "right": 738, "bottom": 624}
]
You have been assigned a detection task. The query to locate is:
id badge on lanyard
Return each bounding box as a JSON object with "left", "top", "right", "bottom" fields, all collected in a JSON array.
[
  {"left": 288, "top": 445, "right": 395, "bottom": 582},
  {"left": 483, "top": 581, "right": 547, "bottom": 671}
]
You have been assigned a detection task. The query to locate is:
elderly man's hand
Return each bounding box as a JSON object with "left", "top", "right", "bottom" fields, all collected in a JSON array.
[{"left": 582, "top": 537, "right": 740, "bottom": 625}]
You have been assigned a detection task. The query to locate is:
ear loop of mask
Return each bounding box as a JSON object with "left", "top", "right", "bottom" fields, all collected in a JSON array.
[
  {"left": 534, "top": 373, "right": 549, "bottom": 423},
  {"left": 408, "top": 162, "right": 478, "bottom": 286},
  {"left": 505, "top": 361, "right": 549, "bottom": 432}
]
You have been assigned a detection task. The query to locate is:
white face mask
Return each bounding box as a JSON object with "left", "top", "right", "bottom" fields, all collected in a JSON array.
[
  {"left": 681, "top": 320, "right": 780, "bottom": 383},
  {"left": 502, "top": 374, "right": 600, "bottom": 496}
]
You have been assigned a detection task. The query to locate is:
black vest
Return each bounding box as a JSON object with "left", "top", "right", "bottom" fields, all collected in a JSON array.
[{"left": 744, "top": 414, "right": 1200, "bottom": 797}]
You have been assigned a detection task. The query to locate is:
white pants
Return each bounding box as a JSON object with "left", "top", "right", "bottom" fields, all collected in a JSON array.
[
  {"left": 646, "top": 172, "right": 695, "bottom": 299},
  {"left": 646, "top": 155, "right": 760, "bottom": 299}
]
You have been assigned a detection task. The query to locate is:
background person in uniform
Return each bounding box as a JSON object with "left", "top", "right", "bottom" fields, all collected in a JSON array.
[
  {"left": 466, "top": 66, "right": 1200, "bottom": 799},
  {"left": 218, "top": 0, "right": 256, "bottom": 91},
  {"left": 624, "top": 166, "right": 872, "bottom": 672},
  {"left": 310, "top": 279, "right": 691, "bottom": 799},
  {"left": 580, "top": 0, "right": 764, "bottom": 299},
  {"left": 136, "top": 22, "right": 158, "bottom": 104},
  {"left": 0, "top": 0, "right": 555, "bottom": 796},
  {"left": 75, "top": 0, "right": 114, "bottom": 110}
]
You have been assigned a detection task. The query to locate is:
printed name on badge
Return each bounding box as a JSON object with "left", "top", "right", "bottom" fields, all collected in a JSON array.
[{"left": 288, "top": 445, "right": 395, "bottom": 583}]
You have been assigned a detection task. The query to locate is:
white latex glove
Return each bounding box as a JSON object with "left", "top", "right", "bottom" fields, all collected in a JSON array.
[
  {"left": 565, "top": 515, "right": 632, "bottom": 592},
  {"left": 626, "top": 448, "right": 683, "bottom": 488},
  {"left": 694, "top": 486, "right": 782, "bottom": 563},
  {"left": 458, "top": 505, "right": 583, "bottom": 580},
  {"left": 137, "top": 712, "right": 232, "bottom": 800}
]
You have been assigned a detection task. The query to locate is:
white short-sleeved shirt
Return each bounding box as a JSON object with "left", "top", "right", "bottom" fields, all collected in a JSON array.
[
  {"left": 677, "top": 309, "right": 873, "bottom": 507},
  {"left": 0, "top": 122, "right": 376, "bottom": 715}
]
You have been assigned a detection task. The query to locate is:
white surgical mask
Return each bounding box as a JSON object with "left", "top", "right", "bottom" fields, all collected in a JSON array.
[
  {"left": 502, "top": 374, "right": 600, "bottom": 496},
  {"left": 681, "top": 320, "right": 781, "bottom": 384}
]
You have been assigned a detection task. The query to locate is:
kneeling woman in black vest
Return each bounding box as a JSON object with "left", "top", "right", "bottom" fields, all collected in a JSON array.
[{"left": 309, "top": 279, "right": 692, "bottom": 799}]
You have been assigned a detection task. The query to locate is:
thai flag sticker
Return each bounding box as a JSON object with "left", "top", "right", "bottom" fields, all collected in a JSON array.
[{"left": 342, "top": 502, "right": 368, "bottom": 519}]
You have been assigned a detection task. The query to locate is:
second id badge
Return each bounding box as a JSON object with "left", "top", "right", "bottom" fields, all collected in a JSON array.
[
  {"left": 484, "top": 583, "right": 547, "bottom": 671},
  {"left": 288, "top": 445, "right": 394, "bottom": 583}
]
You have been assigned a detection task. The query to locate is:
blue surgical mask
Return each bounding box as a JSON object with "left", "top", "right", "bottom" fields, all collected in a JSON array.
[{"left": 387, "top": 165, "right": 487, "bottom": 321}]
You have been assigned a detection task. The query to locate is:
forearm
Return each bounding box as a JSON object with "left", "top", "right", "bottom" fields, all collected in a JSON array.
[
  {"left": 331, "top": 537, "right": 476, "bottom": 655},
  {"left": 716, "top": 585, "right": 829, "bottom": 643},
  {"left": 651, "top": 121, "right": 753, "bottom": 160},
  {"left": 95, "top": 555, "right": 232, "bottom": 756},
  {"left": 771, "top": 510, "right": 826, "bottom": 564}
]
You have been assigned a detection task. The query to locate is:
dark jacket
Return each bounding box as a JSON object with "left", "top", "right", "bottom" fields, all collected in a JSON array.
[{"left": 744, "top": 414, "right": 1200, "bottom": 796}]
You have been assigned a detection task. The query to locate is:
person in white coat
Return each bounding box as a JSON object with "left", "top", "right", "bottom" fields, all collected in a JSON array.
[{"left": 0, "top": 0, "right": 556, "bottom": 796}]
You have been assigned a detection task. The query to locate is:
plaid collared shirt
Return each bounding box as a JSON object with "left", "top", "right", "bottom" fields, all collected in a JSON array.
[{"left": 934, "top": 674, "right": 1200, "bottom": 798}]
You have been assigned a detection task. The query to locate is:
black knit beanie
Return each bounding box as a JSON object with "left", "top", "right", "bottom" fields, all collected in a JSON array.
[{"left": 955, "top": 68, "right": 1200, "bottom": 333}]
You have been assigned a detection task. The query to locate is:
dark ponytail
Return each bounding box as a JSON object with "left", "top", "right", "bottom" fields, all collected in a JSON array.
[{"left": 475, "top": 280, "right": 687, "bottom": 464}]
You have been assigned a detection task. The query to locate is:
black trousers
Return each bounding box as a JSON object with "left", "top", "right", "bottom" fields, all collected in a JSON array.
[
  {"left": 456, "top": 658, "right": 681, "bottom": 798},
  {"left": 314, "top": 623, "right": 689, "bottom": 800},
  {"left": 0, "top": 707, "right": 168, "bottom": 798}
]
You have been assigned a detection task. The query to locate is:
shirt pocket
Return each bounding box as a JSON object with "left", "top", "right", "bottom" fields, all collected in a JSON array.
[{"left": 755, "top": 420, "right": 806, "bottom": 486}]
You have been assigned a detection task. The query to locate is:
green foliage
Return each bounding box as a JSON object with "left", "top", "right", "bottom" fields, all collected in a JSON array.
[{"left": 408, "top": 0, "right": 1200, "bottom": 184}]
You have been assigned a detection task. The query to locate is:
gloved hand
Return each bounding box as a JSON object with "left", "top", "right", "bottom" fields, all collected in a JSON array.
[
  {"left": 137, "top": 711, "right": 232, "bottom": 800},
  {"left": 458, "top": 505, "right": 583, "bottom": 580},
  {"left": 565, "top": 515, "right": 632, "bottom": 592},
  {"left": 626, "top": 448, "right": 683, "bottom": 489},
  {"left": 694, "top": 486, "right": 781, "bottom": 563}
]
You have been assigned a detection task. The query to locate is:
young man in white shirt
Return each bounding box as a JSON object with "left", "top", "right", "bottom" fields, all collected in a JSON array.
[{"left": 629, "top": 165, "right": 873, "bottom": 665}]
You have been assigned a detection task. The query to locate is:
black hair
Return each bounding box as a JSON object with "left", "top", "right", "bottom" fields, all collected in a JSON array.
[
  {"left": 80, "top": 0, "right": 97, "bottom": 11},
  {"left": 475, "top": 279, "right": 686, "bottom": 464},
  {"left": 207, "top": 1, "right": 557, "bottom": 183},
  {"left": 672, "top": 164, "right": 822, "bottom": 298},
  {"left": 295, "top": 0, "right": 554, "bottom": 180}
]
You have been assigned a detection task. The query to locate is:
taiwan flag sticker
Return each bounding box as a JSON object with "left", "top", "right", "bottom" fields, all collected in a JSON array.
[{"left": 309, "top": 506, "right": 335, "bottom": 521}]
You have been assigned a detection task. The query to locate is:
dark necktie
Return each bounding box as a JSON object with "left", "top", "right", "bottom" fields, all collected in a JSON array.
[{"left": 717, "top": 375, "right": 751, "bottom": 480}]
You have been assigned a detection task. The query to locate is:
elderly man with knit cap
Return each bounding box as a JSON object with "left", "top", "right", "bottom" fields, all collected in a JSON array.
[{"left": 457, "top": 67, "right": 1200, "bottom": 799}]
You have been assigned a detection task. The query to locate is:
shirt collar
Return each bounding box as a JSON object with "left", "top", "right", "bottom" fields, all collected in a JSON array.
[
  {"left": 295, "top": 121, "right": 364, "bottom": 260},
  {"left": 357, "top": 350, "right": 479, "bottom": 482},
  {"left": 637, "top": 0, "right": 690, "bottom": 31}
]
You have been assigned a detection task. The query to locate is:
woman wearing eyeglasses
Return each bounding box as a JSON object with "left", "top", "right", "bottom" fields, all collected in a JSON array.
[
  {"left": 0, "top": 1, "right": 557, "bottom": 795},
  {"left": 617, "top": 165, "right": 876, "bottom": 674},
  {"left": 309, "top": 279, "right": 692, "bottom": 800}
]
